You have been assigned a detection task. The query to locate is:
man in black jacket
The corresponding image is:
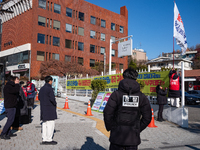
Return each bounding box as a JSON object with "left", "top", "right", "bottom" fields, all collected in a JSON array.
[
  {"left": 103, "top": 68, "right": 152, "bottom": 150},
  {"left": 0, "top": 76, "right": 20, "bottom": 140},
  {"left": 39, "top": 76, "right": 57, "bottom": 145}
]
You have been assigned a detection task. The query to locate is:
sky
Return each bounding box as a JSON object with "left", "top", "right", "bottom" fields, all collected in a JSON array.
[{"left": 85, "top": 0, "right": 200, "bottom": 60}]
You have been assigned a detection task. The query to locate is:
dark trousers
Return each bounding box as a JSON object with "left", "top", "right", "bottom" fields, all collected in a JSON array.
[
  {"left": 12, "top": 116, "right": 20, "bottom": 128},
  {"left": 158, "top": 104, "right": 164, "bottom": 119},
  {"left": 1, "top": 108, "right": 16, "bottom": 136},
  {"left": 109, "top": 143, "right": 138, "bottom": 150},
  {"left": 27, "top": 98, "right": 34, "bottom": 108}
]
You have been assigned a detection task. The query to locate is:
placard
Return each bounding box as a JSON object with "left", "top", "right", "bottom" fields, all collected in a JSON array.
[
  {"left": 98, "top": 92, "right": 112, "bottom": 112},
  {"left": 91, "top": 92, "right": 105, "bottom": 111}
]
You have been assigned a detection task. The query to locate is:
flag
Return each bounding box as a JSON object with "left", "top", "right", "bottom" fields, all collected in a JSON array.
[{"left": 174, "top": 2, "right": 187, "bottom": 55}]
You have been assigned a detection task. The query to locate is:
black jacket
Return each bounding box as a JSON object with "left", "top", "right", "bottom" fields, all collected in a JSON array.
[
  {"left": 168, "top": 70, "right": 180, "bottom": 98},
  {"left": 103, "top": 79, "right": 151, "bottom": 146},
  {"left": 38, "top": 83, "right": 57, "bottom": 121},
  {"left": 156, "top": 88, "right": 168, "bottom": 105},
  {"left": 17, "top": 87, "right": 28, "bottom": 116},
  {"left": 3, "top": 81, "right": 20, "bottom": 108}
]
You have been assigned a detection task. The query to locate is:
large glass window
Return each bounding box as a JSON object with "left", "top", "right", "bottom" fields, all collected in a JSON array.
[
  {"left": 66, "top": 8, "right": 72, "bottom": 17},
  {"left": 101, "top": 33, "right": 105, "bottom": 41},
  {"left": 112, "top": 49, "right": 115, "bottom": 56},
  {"left": 78, "top": 42, "right": 84, "bottom": 51},
  {"left": 90, "top": 45, "right": 95, "bottom": 53},
  {"left": 90, "top": 59, "right": 95, "bottom": 67},
  {"left": 37, "top": 51, "right": 45, "bottom": 61},
  {"left": 38, "top": 16, "right": 46, "bottom": 26},
  {"left": 111, "top": 23, "right": 115, "bottom": 31},
  {"left": 78, "top": 57, "right": 83, "bottom": 65},
  {"left": 90, "top": 30, "right": 96, "bottom": 39},
  {"left": 54, "top": 4, "right": 61, "bottom": 14},
  {"left": 37, "top": 33, "right": 45, "bottom": 44},
  {"left": 101, "top": 19, "right": 106, "bottom": 28},
  {"left": 91, "top": 16, "right": 96, "bottom": 25},
  {"left": 53, "top": 37, "right": 60, "bottom": 46},
  {"left": 52, "top": 53, "right": 59, "bottom": 60},
  {"left": 65, "top": 55, "right": 71, "bottom": 62},
  {"left": 100, "top": 47, "right": 105, "bottom": 55},
  {"left": 111, "top": 36, "right": 115, "bottom": 42},
  {"left": 65, "top": 39, "right": 72, "bottom": 48},
  {"left": 38, "top": 0, "right": 46, "bottom": 9},
  {"left": 66, "top": 23, "right": 72, "bottom": 33},
  {"left": 79, "top": 12, "right": 84, "bottom": 21},
  {"left": 53, "top": 20, "right": 60, "bottom": 30},
  {"left": 120, "top": 26, "right": 124, "bottom": 33},
  {"left": 78, "top": 27, "right": 84, "bottom": 36}
]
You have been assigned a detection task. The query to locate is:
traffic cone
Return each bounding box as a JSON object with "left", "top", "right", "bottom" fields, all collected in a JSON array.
[
  {"left": 148, "top": 108, "right": 157, "bottom": 128},
  {"left": 63, "top": 97, "right": 70, "bottom": 109},
  {"left": 35, "top": 93, "right": 39, "bottom": 101},
  {"left": 85, "top": 101, "right": 93, "bottom": 116}
]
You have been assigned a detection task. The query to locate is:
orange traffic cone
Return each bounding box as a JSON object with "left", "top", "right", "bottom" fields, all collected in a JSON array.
[
  {"left": 35, "top": 93, "right": 39, "bottom": 101},
  {"left": 63, "top": 97, "right": 70, "bottom": 109},
  {"left": 148, "top": 108, "right": 157, "bottom": 128},
  {"left": 85, "top": 101, "right": 93, "bottom": 116}
]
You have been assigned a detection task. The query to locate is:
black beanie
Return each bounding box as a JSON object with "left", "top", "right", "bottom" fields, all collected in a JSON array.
[{"left": 123, "top": 68, "right": 138, "bottom": 80}]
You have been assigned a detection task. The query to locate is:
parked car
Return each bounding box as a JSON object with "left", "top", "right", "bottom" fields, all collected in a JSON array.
[
  {"left": 187, "top": 90, "right": 200, "bottom": 97},
  {"left": 180, "top": 91, "right": 200, "bottom": 105}
]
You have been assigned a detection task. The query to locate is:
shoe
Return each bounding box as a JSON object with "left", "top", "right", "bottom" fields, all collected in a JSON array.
[
  {"left": 11, "top": 127, "right": 23, "bottom": 130},
  {"left": 157, "top": 118, "right": 162, "bottom": 122},
  {"left": 8, "top": 133, "right": 17, "bottom": 137},
  {"left": 161, "top": 118, "right": 165, "bottom": 121},
  {"left": 0, "top": 135, "right": 11, "bottom": 140},
  {"left": 45, "top": 141, "right": 57, "bottom": 145},
  {"left": 40, "top": 141, "right": 48, "bottom": 145}
]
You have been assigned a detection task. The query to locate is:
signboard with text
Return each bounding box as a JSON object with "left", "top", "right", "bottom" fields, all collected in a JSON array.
[
  {"left": 118, "top": 39, "right": 132, "bottom": 57},
  {"left": 98, "top": 92, "right": 112, "bottom": 112},
  {"left": 91, "top": 92, "right": 105, "bottom": 111},
  {"left": 66, "top": 78, "right": 92, "bottom": 90}
]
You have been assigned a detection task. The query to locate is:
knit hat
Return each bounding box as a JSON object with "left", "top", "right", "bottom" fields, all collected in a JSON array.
[{"left": 123, "top": 68, "right": 138, "bottom": 80}]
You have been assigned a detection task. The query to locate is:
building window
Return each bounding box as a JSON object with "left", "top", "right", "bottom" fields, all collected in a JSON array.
[
  {"left": 37, "top": 33, "right": 45, "bottom": 44},
  {"left": 90, "top": 45, "right": 95, "bottom": 53},
  {"left": 47, "top": 1, "right": 49, "bottom": 10},
  {"left": 66, "top": 23, "right": 72, "bottom": 33},
  {"left": 65, "top": 55, "right": 71, "bottom": 62},
  {"left": 52, "top": 53, "right": 59, "bottom": 60},
  {"left": 37, "top": 51, "right": 45, "bottom": 61},
  {"left": 54, "top": 3, "right": 61, "bottom": 14},
  {"left": 38, "top": 16, "right": 46, "bottom": 26},
  {"left": 38, "top": 0, "right": 46, "bottom": 9},
  {"left": 90, "top": 59, "right": 95, "bottom": 67},
  {"left": 100, "top": 47, "right": 105, "bottom": 55},
  {"left": 91, "top": 16, "right": 96, "bottom": 25},
  {"left": 46, "top": 35, "right": 48, "bottom": 44},
  {"left": 66, "top": 7, "right": 72, "bottom": 17},
  {"left": 120, "top": 26, "right": 124, "bottom": 33},
  {"left": 47, "top": 18, "right": 49, "bottom": 27},
  {"left": 79, "top": 12, "right": 84, "bottom": 21},
  {"left": 112, "top": 49, "right": 115, "bottom": 56},
  {"left": 50, "top": 19, "right": 52, "bottom": 28},
  {"left": 65, "top": 39, "right": 72, "bottom": 48},
  {"left": 111, "top": 36, "right": 115, "bottom": 42},
  {"left": 50, "top": 2, "right": 52, "bottom": 11},
  {"left": 49, "top": 36, "right": 51, "bottom": 45},
  {"left": 53, "top": 37, "right": 60, "bottom": 46},
  {"left": 78, "top": 57, "right": 83, "bottom": 65},
  {"left": 53, "top": 20, "right": 60, "bottom": 30},
  {"left": 111, "top": 23, "right": 115, "bottom": 31},
  {"left": 78, "top": 27, "right": 84, "bottom": 36},
  {"left": 101, "top": 19, "right": 106, "bottom": 28},
  {"left": 78, "top": 42, "right": 84, "bottom": 51},
  {"left": 90, "top": 30, "right": 96, "bottom": 39},
  {"left": 133, "top": 52, "right": 136, "bottom": 55},
  {"left": 119, "top": 64, "right": 123, "bottom": 70},
  {"left": 101, "top": 33, "right": 105, "bottom": 41}
]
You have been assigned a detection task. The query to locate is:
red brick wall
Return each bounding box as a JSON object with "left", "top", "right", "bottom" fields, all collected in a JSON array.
[{"left": 1, "top": 0, "right": 128, "bottom": 78}]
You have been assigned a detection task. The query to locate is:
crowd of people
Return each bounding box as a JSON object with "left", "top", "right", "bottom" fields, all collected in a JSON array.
[{"left": 0, "top": 76, "right": 36, "bottom": 140}]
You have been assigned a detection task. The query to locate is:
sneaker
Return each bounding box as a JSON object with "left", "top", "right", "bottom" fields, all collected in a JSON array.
[
  {"left": 157, "top": 118, "right": 163, "bottom": 122},
  {"left": 9, "top": 133, "right": 17, "bottom": 137},
  {"left": 46, "top": 141, "right": 57, "bottom": 145},
  {"left": 40, "top": 141, "right": 48, "bottom": 145},
  {"left": 0, "top": 135, "right": 11, "bottom": 140}
]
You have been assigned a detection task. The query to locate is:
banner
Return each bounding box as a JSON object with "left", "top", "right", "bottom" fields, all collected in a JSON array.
[
  {"left": 98, "top": 92, "right": 112, "bottom": 112},
  {"left": 93, "top": 74, "right": 123, "bottom": 89},
  {"left": 137, "top": 71, "right": 169, "bottom": 96},
  {"left": 66, "top": 78, "right": 92, "bottom": 89},
  {"left": 118, "top": 39, "right": 132, "bottom": 57},
  {"left": 0, "top": 99, "right": 5, "bottom": 115},
  {"left": 91, "top": 92, "right": 105, "bottom": 111},
  {"left": 174, "top": 2, "right": 187, "bottom": 55}
]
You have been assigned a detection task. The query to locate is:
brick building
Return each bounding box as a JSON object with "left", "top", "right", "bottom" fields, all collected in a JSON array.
[{"left": 0, "top": 0, "right": 128, "bottom": 79}]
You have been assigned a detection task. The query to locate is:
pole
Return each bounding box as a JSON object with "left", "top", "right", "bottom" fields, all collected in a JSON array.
[
  {"left": 181, "top": 61, "right": 185, "bottom": 107},
  {"left": 104, "top": 53, "right": 106, "bottom": 75},
  {"left": 29, "top": 50, "right": 31, "bottom": 81},
  {"left": 173, "top": 37, "right": 174, "bottom": 69},
  {"left": 109, "top": 39, "right": 112, "bottom": 75}
]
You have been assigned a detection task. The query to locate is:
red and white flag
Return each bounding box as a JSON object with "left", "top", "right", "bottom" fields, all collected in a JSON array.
[{"left": 174, "top": 2, "right": 187, "bottom": 55}]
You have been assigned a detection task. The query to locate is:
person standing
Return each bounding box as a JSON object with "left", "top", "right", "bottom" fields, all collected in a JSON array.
[
  {"left": 168, "top": 69, "right": 181, "bottom": 107},
  {"left": 103, "top": 68, "right": 152, "bottom": 150},
  {"left": 39, "top": 76, "right": 57, "bottom": 145},
  {"left": 0, "top": 76, "right": 20, "bottom": 140},
  {"left": 156, "top": 85, "right": 168, "bottom": 122}
]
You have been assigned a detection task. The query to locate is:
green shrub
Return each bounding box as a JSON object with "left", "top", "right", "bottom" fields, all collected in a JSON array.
[{"left": 90, "top": 79, "right": 107, "bottom": 100}]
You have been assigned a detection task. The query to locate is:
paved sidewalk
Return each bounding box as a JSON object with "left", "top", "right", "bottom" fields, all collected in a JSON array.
[{"left": 0, "top": 97, "right": 200, "bottom": 150}]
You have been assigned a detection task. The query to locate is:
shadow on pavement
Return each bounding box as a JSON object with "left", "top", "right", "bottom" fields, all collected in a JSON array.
[{"left": 80, "top": 137, "right": 106, "bottom": 150}]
